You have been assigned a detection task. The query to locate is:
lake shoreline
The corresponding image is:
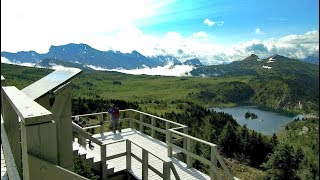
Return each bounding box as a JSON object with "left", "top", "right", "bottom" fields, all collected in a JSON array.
[
  {"left": 212, "top": 101, "right": 304, "bottom": 117},
  {"left": 210, "top": 105, "right": 304, "bottom": 136}
]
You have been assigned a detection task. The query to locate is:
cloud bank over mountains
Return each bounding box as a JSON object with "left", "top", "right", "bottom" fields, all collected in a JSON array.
[{"left": 87, "top": 61, "right": 195, "bottom": 77}]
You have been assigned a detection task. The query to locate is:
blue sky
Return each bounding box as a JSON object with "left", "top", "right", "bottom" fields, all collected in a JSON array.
[
  {"left": 1, "top": 0, "right": 319, "bottom": 64},
  {"left": 140, "top": 0, "right": 319, "bottom": 43}
]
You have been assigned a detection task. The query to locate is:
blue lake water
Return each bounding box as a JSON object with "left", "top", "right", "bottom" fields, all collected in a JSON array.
[{"left": 211, "top": 106, "right": 304, "bottom": 135}]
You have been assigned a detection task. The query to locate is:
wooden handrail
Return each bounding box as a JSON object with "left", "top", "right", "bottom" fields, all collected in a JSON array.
[
  {"left": 73, "top": 109, "right": 236, "bottom": 179},
  {"left": 168, "top": 129, "right": 234, "bottom": 179},
  {"left": 169, "top": 129, "right": 217, "bottom": 147},
  {"left": 123, "top": 109, "right": 187, "bottom": 127},
  {"left": 72, "top": 122, "right": 102, "bottom": 146}
]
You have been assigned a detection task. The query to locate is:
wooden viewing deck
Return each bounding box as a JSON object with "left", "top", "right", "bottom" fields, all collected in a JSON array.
[{"left": 73, "top": 128, "right": 210, "bottom": 179}]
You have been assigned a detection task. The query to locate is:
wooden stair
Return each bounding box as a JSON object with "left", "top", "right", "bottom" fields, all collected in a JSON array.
[{"left": 72, "top": 139, "right": 115, "bottom": 177}]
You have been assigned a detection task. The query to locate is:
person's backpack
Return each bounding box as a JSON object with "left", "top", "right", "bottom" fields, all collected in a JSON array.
[{"left": 113, "top": 107, "right": 120, "bottom": 118}]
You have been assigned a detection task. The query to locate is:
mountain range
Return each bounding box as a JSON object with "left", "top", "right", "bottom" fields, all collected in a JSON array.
[
  {"left": 1, "top": 43, "right": 203, "bottom": 69},
  {"left": 191, "top": 54, "right": 319, "bottom": 113},
  {"left": 302, "top": 52, "right": 319, "bottom": 65}
]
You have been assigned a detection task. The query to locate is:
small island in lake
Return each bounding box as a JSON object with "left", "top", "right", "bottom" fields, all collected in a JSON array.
[{"left": 244, "top": 111, "right": 259, "bottom": 119}]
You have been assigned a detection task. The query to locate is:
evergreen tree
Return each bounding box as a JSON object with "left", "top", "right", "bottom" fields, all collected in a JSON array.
[
  {"left": 262, "top": 143, "right": 301, "bottom": 180},
  {"left": 217, "top": 122, "right": 240, "bottom": 157},
  {"left": 271, "top": 133, "right": 278, "bottom": 150}
]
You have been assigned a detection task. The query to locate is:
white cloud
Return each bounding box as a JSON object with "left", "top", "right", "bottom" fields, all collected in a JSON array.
[
  {"left": 1, "top": 0, "right": 173, "bottom": 53},
  {"left": 1, "top": 0, "right": 318, "bottom": 66},
  {"left": 204, "top": 18, "right": 215, "bottom": 26},
  {"left": 1, "top": 57, "right": 11, "bottom": 64},
  {"left": 87, "top": 61, "right": 195, "bottom": 77},
  {"left": 255, "top": 28, "right": 265, "bottom": 35},
  {"left": 203, "top": 19, "right": 224, "bottom": 27},
  {"left": 192, "top": 31, "right": 208, "bottom": 39},
  {"left": 1, "top": 57, "right": 41, "bottom": 67}
]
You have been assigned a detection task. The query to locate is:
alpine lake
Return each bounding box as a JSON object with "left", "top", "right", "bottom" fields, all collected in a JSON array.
[{"left": 211, "top": 106, "right": 304, "bottom": 136}]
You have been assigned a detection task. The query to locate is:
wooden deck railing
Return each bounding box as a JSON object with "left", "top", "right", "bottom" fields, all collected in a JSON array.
[
  {"left": 1, "top": 86, "right": 87, "bottom": 180},
  {"left": 74, "top": 109, "right": 236, "bottom": 179},
  {"left": 72, "top": 123, "right": 180, "bottom": 180}
]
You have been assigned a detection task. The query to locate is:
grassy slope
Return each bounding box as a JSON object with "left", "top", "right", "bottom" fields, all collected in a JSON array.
[
  {"left": 277, "top": 118, "right": 319, "bottom": 179},
  {"left": 2, "top": 63, "right": 266, "bottom": 179},
  {"left": 72, "top": 70, "right": 252, "bottom": 104},
  {"left": 191, "top": 55, "right": 319, "bottom": 113}
]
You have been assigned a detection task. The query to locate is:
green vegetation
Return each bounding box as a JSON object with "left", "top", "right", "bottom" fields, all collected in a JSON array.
[
  {"left": 3, "top": 62, "right": 318, "bottom": 115},
  {"left": 191, "top": 55, "right": 319, "bottom": 114},
  {"left": 1, "top": 63, "right": 319, "bottom": 179},
  {"left": 277, "top": 118, "right": 319, "bottom": 179},
  {"left": 73, "top": 155, "right": 99, "bottom": 179},
  {"left": 261, "top": 143, "right": 304, "bottom": 179}
]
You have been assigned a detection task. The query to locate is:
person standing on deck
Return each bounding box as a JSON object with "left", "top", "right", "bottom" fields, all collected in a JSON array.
[{"left": 108, "top": 104, "right": 121, "bottom": 134}]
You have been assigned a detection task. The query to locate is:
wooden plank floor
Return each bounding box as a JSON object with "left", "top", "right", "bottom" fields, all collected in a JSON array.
[{"left": 74, "top": 128, "right": 211, "bottom": 180}]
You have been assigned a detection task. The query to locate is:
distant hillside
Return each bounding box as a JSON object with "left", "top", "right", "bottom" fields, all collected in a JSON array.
[
  {"left": 302, "top": 52, "right": 319, "bottom": 65},
  {"left": 191, "top": 54, "right": 319, "bottom": 113},
  {"left": 190, "top": 54, "right": 260, "bottom": 76},
  {"left": 1, "top": 43, "right": 182, "bottom": 69},
  {"left": 39, "top": 58, "right": 94, "bottom": 70},
  {"left": 183, "top": 58, "right": 203, "bottom": 66}
]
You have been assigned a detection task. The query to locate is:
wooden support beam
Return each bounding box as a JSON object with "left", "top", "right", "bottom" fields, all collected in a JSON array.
[
  {"left": 129, "top": 111, "right": 133, "bottom": 128},
  {"left": 162, "top": 162, "right": 170, "bottom": 180},
  {"left": 151, "top": 117, "right": 155, "bottom": 138},
  {"left": 1, "top": 90, "right": 22, "bottom": 176},
  {"left": 21, "top": 120, "right": 58, "bottom": 180},
  {"left": 211, "top": 146, "right": 218, "bottom": 180},
  {"left": 165, "top": 121, "right": 170, "bottom": 146},
  {"left": 170, "top": 163, "right": 181, "bottom": 180},
  {"left": 167, "top": 130, "right": 173, "bottom": 157},
  {"left": 99, "top": 113, "right": 104, "bottom": 134},
  {"left": 126, "top": 140, "right": 131, "bottom": 170},
  {"left": 183, "top": 127, "right": 188, "bottom": 150},
  {"left": 142, "top": 149, "right": 148, "bottom": 180},
  {"left": 187, "top": 138, "right": 192, "bottom": 168},
  {"left": 211, "top": 146, "right": 234, "bottom": 179},
  {"left": 101, "top": 145, "right": 107, "bottom": 180},
  {"left": 139, "top": 114, "right": 144, "bottom": 133},
  {"left": 51, "top": 82, "right": 73, "bottom": 170}
]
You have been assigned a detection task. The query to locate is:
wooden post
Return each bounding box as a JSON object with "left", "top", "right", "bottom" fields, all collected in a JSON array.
[
  {"left": 129, "top": 111, "right": 133, "bottom": 129},
  {"left": 210, "top": 146, "right": 218, "bottom": 180},
  {"left": 183, "top": 127, "right": 188, "bottom": 150},
  {"left": 1, "top": 88, "right": 22, "bottom": 176},
  {"left": 139, "top": 114, "right": 144, "bottom": 133},
  {"left": 21, "top": 120, "right": 58, "bottom": 180},
  {"left": 186, "top": 138, "right": 192, "bottom": 168},
  {"left": 126, "top": 140, "right": 131, "bottom": 170},
  {"left": 151, "top": 117, "right": 155, "bottom": 138},
  {"left": 1, "top": 75, "right": 6, "bottom": 116},
  {"left": 2, "top": 86, "right": 57, "bottom": 179},
  {"left": 99, "top": 113, "right": 104, "bottom": 134},
  {"left": 142, "top": 149, "right": 148, "bottom": 180},
  {"left": 165, "top": 121, "right": 170, "bottom": 141},
  {"left": 101, "top": 145, "right": 107, "bottom": 180},
  {"left": 163, "top": 162, "right": 170, "bottom": 180},
  {"left": 51, "top": 82, "right": 73, "bottom": 171},
  {"left": 167, "top": 130, "right": 173, "bottom": 157}
]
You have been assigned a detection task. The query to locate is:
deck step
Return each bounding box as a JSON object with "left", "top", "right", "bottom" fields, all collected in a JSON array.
[{"left": 73, "top": 141, "right": 115, "bottom": 175}]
